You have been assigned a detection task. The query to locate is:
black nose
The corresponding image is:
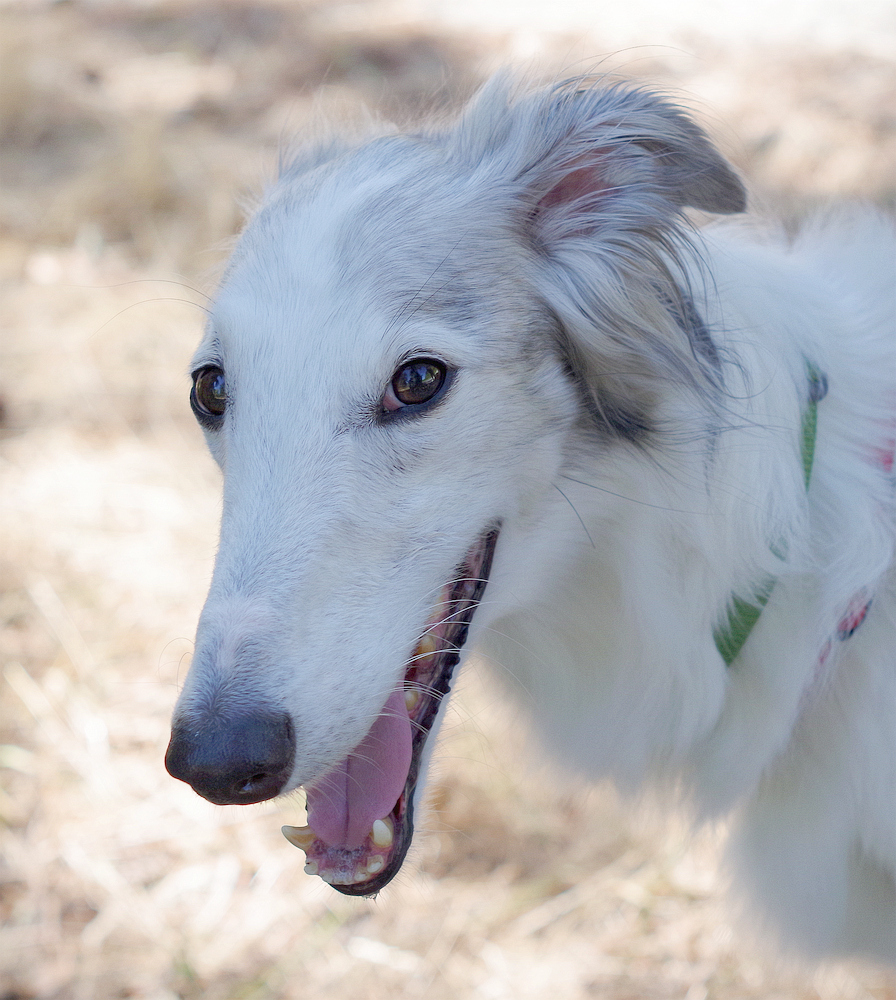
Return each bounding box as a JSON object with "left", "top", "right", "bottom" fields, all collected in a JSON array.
[{"left": 165, "top": 709, "right": 295, "bottom": 805}]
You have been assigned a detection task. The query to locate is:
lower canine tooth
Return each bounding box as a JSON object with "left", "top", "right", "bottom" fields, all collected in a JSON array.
[
  {"left": 371, "top": 817, "right": 394, "bottom": 848},
  {"left": 304, "top": 860, "right": 319, "bottom": 876},
  {"left": 404, "top": 688, "right": 421, "bottom": 712},
  {"left": 367, "top": 855, "right": 385, "bottom": 874},
  {"left": 282, "top": 825, "right": 316, "bottom": 851}
]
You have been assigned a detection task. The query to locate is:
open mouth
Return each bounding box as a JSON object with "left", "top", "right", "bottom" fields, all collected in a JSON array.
[{"left": 281, "top": 526, "right": 499, "bottom": 896}]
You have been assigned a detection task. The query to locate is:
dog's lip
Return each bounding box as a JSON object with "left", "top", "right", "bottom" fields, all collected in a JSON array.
[{"left": 282, "top": 525, "right": 500, "bottom": 896}]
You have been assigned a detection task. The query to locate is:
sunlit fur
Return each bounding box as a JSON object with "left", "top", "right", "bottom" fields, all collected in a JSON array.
[{"left": 172, "top": 74, "right": 896, "bottom": 961}]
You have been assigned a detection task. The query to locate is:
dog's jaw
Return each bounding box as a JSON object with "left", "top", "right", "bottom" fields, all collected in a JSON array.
[{"left": 281, "top": 526, "right": 500, "bottom": 895}]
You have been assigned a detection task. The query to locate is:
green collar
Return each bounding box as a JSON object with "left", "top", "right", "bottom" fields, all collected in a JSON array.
[{"left": 713, "top": 363, "right": 826, "bottom": 666}]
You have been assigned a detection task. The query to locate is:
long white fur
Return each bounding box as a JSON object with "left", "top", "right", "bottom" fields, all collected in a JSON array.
[{"left": 175, "top": 74, "right": 896, "bottom": 961}]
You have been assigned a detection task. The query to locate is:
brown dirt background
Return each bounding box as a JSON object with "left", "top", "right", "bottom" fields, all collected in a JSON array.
[{"left": 1, "top": 2, "right": 894, "bottom": 998}]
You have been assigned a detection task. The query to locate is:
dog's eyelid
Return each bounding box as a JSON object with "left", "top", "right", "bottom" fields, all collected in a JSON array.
[
  {"left": 190, "top": 356, "right": 225, "bottom": 378},
  {"left": 190, "top": 334, "right": 225, "bottom": 376},
  {"left": 394, "top": 346, "right": 451, "bottom": 365}
]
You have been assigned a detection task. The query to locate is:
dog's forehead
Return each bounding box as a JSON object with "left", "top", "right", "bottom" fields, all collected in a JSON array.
[{"left": 207, "top": 155, "right": 524, "bottom": 380}]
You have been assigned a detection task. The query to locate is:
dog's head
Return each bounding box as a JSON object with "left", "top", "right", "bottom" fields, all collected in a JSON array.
[{"left": 165, "top": 75, "right": 744, "bottom": 893}]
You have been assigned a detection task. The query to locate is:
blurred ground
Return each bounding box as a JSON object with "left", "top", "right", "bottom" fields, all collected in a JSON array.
[{"left": 0, "top": 2, "right": 894, "bottom": 999}]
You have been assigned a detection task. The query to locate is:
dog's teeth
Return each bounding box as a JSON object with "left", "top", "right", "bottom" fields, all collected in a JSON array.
[
  {"left": 371, "top": 817, "right": 394, "bottom": 848},
  {"left": 366, "top": 855, "right": 385, "bottom": 874},
  {"left": 282, "top": 824, "right": 316, "bottom": 851},
  {"left": 414, "top": 632, "right": 439, "bottom": 659},
  {"left": 304, "top": 860, "right": 319, "bottom": 876},
  {"left": 404, "top": 688, "right": 421, "bottom": 712}
]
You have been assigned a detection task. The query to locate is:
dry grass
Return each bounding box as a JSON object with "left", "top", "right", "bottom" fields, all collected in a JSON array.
[{"left": 1, "top": 2, "right": 894, "bottom": 998}]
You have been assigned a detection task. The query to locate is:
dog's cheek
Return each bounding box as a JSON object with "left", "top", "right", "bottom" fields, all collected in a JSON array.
[{"left": 202, "top": 426, "right": 228, "bottom": 470}]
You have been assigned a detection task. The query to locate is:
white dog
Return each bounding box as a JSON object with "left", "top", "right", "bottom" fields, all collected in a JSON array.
[{"left": 165, "top": 74, "right": 896, "bottom": 961}]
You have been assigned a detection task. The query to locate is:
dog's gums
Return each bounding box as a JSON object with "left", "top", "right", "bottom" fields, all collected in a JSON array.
[{"left": 281, "top": 527, "right": 499, "bottom": 895}]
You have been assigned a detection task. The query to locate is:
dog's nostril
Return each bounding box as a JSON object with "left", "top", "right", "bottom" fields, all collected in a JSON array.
[
  {"left": 240, "top": 772, "right": 272, "bottom": 795},
  {"left": 165, "top": 708, "right": 295, "bottom": 806}
]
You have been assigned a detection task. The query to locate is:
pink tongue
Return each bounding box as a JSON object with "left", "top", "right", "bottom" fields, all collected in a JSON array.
[{"left": 304, "top": 689, "right": 413, "bottom": 849}]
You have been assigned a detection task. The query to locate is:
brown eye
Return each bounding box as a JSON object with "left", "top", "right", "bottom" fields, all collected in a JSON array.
[
  {"left": 385, "top": 360, "right": 448, "bottom": 411},
  {"left": 191, "top": 366, "right": 227, "bottom": 425}
]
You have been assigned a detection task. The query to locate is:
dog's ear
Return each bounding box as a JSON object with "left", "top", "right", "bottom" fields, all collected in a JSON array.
[
  {"left": 623, "top": 135, "right": 746, "bottom": 215},
  {"left": 453, "top": 77, "right": 740, "bottom": 439},
  {"left": 457, "top": 76, "right": 745, "bottom": 227},
  {"left": 526, "top": 83, "right": 746, "bottom": 229}
]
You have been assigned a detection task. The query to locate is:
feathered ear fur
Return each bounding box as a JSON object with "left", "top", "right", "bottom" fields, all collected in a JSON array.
[
  {"left": 452, "top": 76, "right": 746, "bottom": 441},
  {"left": 453, "top": 74, "right": 744, "bottom": 219}
]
